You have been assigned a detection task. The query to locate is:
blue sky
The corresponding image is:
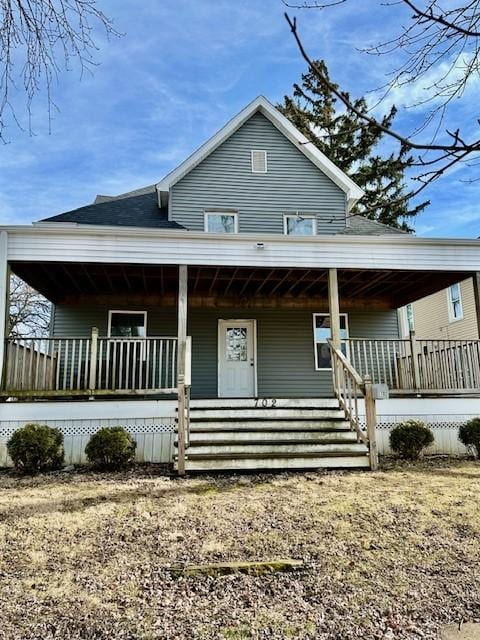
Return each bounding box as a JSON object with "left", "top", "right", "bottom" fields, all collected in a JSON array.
[{"left": 0, "top": 0, "right": 479, "bottom": 237}]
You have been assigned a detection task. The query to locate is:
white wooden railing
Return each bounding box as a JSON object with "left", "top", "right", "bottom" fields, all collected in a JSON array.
[
  {"left": 328, "top": 340, "right": 378, "bottom": 470},
  {"left": 347, "top": 334, "right": 480, "bottom": 392},
  {"left": 2, "top": 330, "right": 178, "bottom": 396}
]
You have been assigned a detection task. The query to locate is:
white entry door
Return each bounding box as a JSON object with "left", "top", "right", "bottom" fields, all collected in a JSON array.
[{"left": 218, "top": 320, "right": 256, "bottom": 398}]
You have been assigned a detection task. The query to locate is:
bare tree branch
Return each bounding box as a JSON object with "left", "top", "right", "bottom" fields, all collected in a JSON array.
[
  {"left": 9, "top": 275, "right": 51, "bottom": 338},
  {"left": 284, "top": 12, "right": 480, "bottom": 190},
  {"left": 0, "top": 0, "right": 120, "bottom": 141}
]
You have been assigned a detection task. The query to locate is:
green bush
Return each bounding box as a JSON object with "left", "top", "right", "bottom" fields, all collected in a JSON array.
[
  {"left": 7, "top": 423, "right": 64, "bottom": 474},
  {"left": 389, "top": 420, "right": 434, "bottom": 460},
  {"left": 459, "top": 418, "right": 480, "bottom": 458},
  {"left": 85, "top": 426, "right": 136, "bottom": 470}
]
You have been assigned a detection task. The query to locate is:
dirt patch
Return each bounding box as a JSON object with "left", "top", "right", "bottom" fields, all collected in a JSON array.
[{"left": 0, "top": 460, "right": 479, "bottom": 639}]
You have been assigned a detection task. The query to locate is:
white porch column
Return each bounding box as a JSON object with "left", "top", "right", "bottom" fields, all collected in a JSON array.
[
  {"left": 0, "top": 231, "right": 9, "bottom": 389},
  {"left": 177, "top": 265, "right": 188, "bottom": 476},
  {"left": 328, "top": 268, "right": 341, "bottom": 350}
]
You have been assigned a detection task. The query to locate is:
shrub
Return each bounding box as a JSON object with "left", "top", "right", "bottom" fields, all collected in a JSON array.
[
  {"left": 389, "top": 420, "right": 434, "bottom": 460},
  {"left": 7, "top": 423, "right": 64, "bottom": 474},
  {"left": 459, "top": 418, "right": 480, "bottom": 458},
  {"left": 85, "top": 426, "right": 136, "bottom": 470}
]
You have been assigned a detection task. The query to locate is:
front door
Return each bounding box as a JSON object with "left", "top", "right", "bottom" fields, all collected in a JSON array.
[{"left": 218, "top": 320, "right": 256, "bottom": 398}]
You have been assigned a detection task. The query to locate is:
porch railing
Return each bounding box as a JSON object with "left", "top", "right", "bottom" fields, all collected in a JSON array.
[
  {"left": 2, "top": 330, "right": 178, "bottom": 396},
  {"left": 347, "top": 334, "right": 480, "bottom": 392},
  {"left": 328, "top": 339, "right": 378, "bottom": 470}
]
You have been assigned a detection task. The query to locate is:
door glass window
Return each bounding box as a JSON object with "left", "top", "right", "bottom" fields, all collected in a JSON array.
[
  {"left": 109, "top": 312, "right": 146, "bottom": 337},
  {"left": 226, "top": 327, "right": 247, "bottom": 361}
]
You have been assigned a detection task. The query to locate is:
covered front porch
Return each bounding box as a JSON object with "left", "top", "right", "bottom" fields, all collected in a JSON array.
[{"left": 2, "top": 261, "right": 477, "bottom": 400}]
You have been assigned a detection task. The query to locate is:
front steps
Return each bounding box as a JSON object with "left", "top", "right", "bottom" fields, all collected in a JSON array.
[{"left": 174, "top": 398, "right": 370, "bottom": 473}]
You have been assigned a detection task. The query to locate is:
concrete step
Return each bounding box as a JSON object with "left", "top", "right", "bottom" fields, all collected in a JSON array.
[
  {"left": 188, "top": 430, "right": 358, "bottom": 444},
  {"left": 186, "top": 443, "right": 368, "bottom": 458},
  {"left": 189, "top": 420, "right": 351, "bottom": 432},
  {"left": 180, "top": 456, "right": 370, "bottom": 472},
  {"left": 190, "top": 398, "right": 339, "bottom": 410},
  {"left": 189, "top": 408, "right": 346, "bottom": 421}
]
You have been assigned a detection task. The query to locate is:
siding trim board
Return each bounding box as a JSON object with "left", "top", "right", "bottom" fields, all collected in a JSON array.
[{"left": 5, "top": 226, "right": 480, "bottom": 272}]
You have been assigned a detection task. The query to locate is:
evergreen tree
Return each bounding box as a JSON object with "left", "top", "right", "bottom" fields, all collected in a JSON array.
[{"left": 279, "top": 60, "right": 429, "bottom": 231}]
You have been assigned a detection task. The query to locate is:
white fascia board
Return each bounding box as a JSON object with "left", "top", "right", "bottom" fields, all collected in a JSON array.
[
  {"left": 155, "top": 96, "right": 364, "bottom": 211},
  {"left": 4, "top": 224, "right": 480, "bottom": 273}
]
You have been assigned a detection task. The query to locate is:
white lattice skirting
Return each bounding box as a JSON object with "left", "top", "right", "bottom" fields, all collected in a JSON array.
[
  {"left": 0, "top": 398, "right": 479, "bottom": 467},
  {"left": 0, "top": 400, "right": 177, "bottom": 466}
]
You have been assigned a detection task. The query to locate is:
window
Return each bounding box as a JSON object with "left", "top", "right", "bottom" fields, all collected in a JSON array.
[
  {"left": 313, "top": 313, "right": 349, "bottom": 370},
  {"left": 251, "top": 149, "right": 267, "bottom": 173},
  {"left": 448, "top": 283, "right": 463, "bottom": 321},
  {"left": 284, "top": 214, "right": 316, "bottom": 236},
  {"left": 108, "top": 311, "right": 147, "bottom": 337},
  {"left": 204, "top": 212, "right": 238, "bottom": 233}
]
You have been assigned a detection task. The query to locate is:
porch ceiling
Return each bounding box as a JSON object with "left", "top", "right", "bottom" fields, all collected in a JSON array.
[{"left": 10, "top": 261, "right": 470, "bottom": 309}]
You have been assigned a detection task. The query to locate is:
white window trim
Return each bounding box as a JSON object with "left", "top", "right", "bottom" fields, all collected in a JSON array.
[
  {"left": 283, "top": 213, "right": 317, "bottom": 236},
  {"left": 312, "top": 312, "right": 349, "bottom": 371},
  {"left": 107, "top": 310, "right": 148, "bottom": 337},
  {"left": 204, "top": 211, "right": 239, "bottom": 234},
  {"left": 400, "top": 303, "right": 414, "bottom": 337},
  {"left": 251, "top": 149, "right": 268, "bottom": 174},
  {"left": 447, "top": 284, "right": 464, "bottom": 322}
]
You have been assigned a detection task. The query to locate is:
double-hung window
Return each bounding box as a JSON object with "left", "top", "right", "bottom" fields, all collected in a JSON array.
[
  {"left": 108, "top": 311, "right": 147, "bottom": 337},
  {"left": 313, "top": 313, "right": 349, "bottom": 370},
  {"left": 204, "top": 211, "right": 238, "bottom": 233},
  {"left": 284, "top": 213, "right": 316, "bottom": 236},
  {"left": 448, "top": 283, "right": 463, "bottom": 321}
]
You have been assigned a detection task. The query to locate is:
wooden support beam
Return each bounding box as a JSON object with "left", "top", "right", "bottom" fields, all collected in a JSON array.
[
  {"left": 208, "top": 267, "right": 221, "bottom": 297},
  {"left": 328, "top": 268, "right": 341, "bottom": 350},
  {"left": 0, "top": 232, "right": 9, "bottom": 390},
  {"left": 239, "top": 270, "right": 257, "bottom": 297},
  {"left": 224, "top": 267, "right": 239, "bottom": 296},
  {"left": 268, "top": 269, "right": 293, "bottom": 296},
  {"left": 285, "top": 270, "right": 311, "bottom": 296},
  {"left": 472, "top": 272, "right": 480, "bottom": 338},
  {"left": 177, "top": 265, "right": 188, "bottom": 476},
  {"left": 255, "top": 269, "right": 275, "bottom": 295}
]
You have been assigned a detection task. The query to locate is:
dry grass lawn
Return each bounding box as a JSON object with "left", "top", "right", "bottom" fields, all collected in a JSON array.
[{"left": 0, "top": 460, "right": 479, "bottom": 639}]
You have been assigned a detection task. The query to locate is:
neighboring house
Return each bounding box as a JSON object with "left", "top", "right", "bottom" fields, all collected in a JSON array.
[
  {"left": 1, "top": 96, "right": 480, "bottom": 472},
  {"left": 399, "top": 277, "right": 480, "bottom": 340}
]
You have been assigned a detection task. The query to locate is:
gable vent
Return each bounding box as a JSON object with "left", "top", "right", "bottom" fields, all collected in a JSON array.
[{"left": 251, "top": 150, "right": 267, "bottom": 173}]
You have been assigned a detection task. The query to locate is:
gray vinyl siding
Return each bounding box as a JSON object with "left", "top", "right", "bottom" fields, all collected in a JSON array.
[
  {"left": 52, "top": 304, "right": 399, "bottom": 398},
  {"left": 170, "top": 112, "right": 347, "bottom": 234}
]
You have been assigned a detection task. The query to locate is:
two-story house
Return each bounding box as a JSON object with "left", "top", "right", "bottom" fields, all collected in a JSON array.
[
  {"left": 1, "top": 96, "right": 480, "bottom": 472},
  {"left": 399, "top": 276, "right": 480, "bottom": 340}
]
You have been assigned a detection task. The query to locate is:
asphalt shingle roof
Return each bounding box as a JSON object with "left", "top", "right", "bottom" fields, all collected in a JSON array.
[
  {"left": 40, "top": 192, "right": 185, "bottom": 229},
  {"left": 41, "top": 188, "right": 406, "bottom": 236}
]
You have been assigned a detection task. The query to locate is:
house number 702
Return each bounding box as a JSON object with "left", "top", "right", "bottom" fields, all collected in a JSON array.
[{"left": 255, "top": 398, "right": 277, "bottom": 407}]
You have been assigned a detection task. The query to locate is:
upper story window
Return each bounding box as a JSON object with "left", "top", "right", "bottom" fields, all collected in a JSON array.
[
  {"left": 251, "top": 150, "right": 267, "bottom": 173},
  {"left": 108, "top": 310, "right": 147, "bottom": 337},
  {"left": 204, "top": 211, "right": 238, "bottom": 234},
  {"left": 284, "top": 213, "right": 317, "bottom": 236},
  {"left": 448, "top": 283, "right": 463, "bottom": 321}
]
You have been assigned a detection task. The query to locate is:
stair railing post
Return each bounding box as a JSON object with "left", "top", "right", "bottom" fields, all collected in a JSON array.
[
  {"left": 409, "top": 330, "right": 420, "bottom": 391},
  {"left": 363, "top": 374, "right": 379, "bottom": 471},
  {"left": 88, "top": 327, "right": 99, "bottom": 393}
]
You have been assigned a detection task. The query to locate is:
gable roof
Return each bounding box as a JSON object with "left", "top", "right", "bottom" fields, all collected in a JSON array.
[
  {"left": 156, "top": 95, "right": 364, "bottom": 211},
  {"left": 40, "top": 192, "right": 184, "bottom": 229}
]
